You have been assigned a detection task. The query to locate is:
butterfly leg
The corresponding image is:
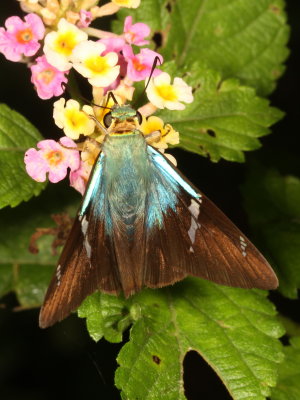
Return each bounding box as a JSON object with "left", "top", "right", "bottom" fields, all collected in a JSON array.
[{"left": 144, "top": 130, "right": 162, "bottom": 145}]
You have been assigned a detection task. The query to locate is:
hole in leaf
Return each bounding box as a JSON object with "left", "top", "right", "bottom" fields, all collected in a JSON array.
[
  {"left": 152, "top": 32, "right": 163, "bottom": 48},
  {"left": 207, "top": 129, "right": 216, "bottom": 138},
  {"left": 280, "top": 334, "right": 290, "bottom": 346},
  {"left": 269, "top": 4, "right": 280, "bottom": 14},
  {"left": 183, "top": 351, "right": 231, "bottom": 400},
  {"left": 152, "top": 355, "right": 161, "bottom": 365},
  {"left": 165, "top": 1, "right": 172, "bottom": 12}
]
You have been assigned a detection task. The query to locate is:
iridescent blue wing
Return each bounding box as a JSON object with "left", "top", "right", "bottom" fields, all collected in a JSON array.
[{"left": 143, "top": 146, "right": 278, "bottom": 291}]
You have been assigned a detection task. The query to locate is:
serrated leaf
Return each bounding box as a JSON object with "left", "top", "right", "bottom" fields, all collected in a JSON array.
[
  {"left": 78, "top": 292, "right": 131, "bottom": 343},
  {"left": 0, "top": 103, "right": 47, "bottom": 208},
  {"left": 241, "top": 164, "right": 300, "bottom": 299},
  {"left": 157, "top": 63, "right": 283, "bottom": 162},
  {"left": 114, "top": 0, "right": 289, "bottom": 95},
  {"left": 271, "top": 336, "right": 300, "bottom": 400},
  {"left": 0, "top": 183, "right": 80, "bottom": 307},
  {"left": 80, "top": 279, "right": 283, "bottom": 400}
]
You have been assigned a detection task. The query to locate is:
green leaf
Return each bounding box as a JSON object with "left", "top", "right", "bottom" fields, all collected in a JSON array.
[
  {"left": 14, "top": 264, "right": 54, "bottom": 307},
  {"left": 271, "top": 336, "right": 300, "bottom": 400},
  {"left": 80, "top": 279, "right": 284, "bottom": 400},
  {"left": 78, "top": 292, "right": 134, "bottom": 343},
  {"left": 157, "top": 62, "right": 283, "bottom": 162},
  {"left": 0, "top": 264, "right": 54, "bottom": 308},
  {"left": 0, "top": 183, "right": 80, "bottom": 307},
  {"left": 114, "top": 0, "right": 289, "bottom": 95},
  {"left": 241, "top": 164, "right": 300, "bottom": 299},
  {"left": 0, "top": 103, "right": 47, "bottom": 209}
]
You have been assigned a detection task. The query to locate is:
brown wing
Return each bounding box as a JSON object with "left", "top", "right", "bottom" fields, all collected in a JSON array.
[
  {"left": 143, "top": 147, "right": 278, "bottom": 291},
  {"left": 39, "top": 212, "right": 122, "bottom": 328}
]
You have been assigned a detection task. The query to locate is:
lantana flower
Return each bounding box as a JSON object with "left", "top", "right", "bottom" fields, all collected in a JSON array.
[
  {"left": 30, "top": 55, "right": 68, "bottom": 99},
  {"left": 70, "top": 140, "right": 101, "bottom": 194},
  {"left": 43, "top": 18, "right": 88, "bottom": 71},
  {"left": 123, "top": 16, "right": 150, "bottom": 46},
  {"left": 99, "top": 37, "right": 127, "bottom": 78},
  {"left": 112, "top": 0, "right": 141, "bottom": 8},
  {"left": 71, "top": 40, "right": 120, "bottom": 87},
  {"left": 24, "top": 136, "right": 80, "bottom": 183},
  {"left": 146, "top": 72, "right": 194, "bottom": 110},
  {"left": 140, "top": 116, "right": 179, "bottom": 149},
  {"left": 69, "top": 161, "right": 90, "bottom": 195},
  {"left": 53, "top": 98, "right": 95, "bottom": 139},
  {"left": 78, "top": 10, "right": 92, "bottom": 28},
  {"left": 0, "top": 13, "right": 45, "bottom": 62},
  {"left": 123, "top": 45, "right": 162, "bottom": 82}
]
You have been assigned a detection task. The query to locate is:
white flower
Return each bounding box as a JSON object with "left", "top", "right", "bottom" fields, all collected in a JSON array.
[
  {"left": 146, "top": 72, "right": 194, "bottom": 110},
  {"left": 70, "top": 40, "right": 120, "bottom": 87},
  {"left": 53, "top": 98, "right": 95, "bottom": 139},
  {"left": 43, "top": 18, "right": 87, "bottom": 71}
]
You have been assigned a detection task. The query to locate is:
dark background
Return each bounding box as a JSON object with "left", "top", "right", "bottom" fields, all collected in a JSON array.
[{"left": 0, "top": 1, "right": 299, "bottom": 399}]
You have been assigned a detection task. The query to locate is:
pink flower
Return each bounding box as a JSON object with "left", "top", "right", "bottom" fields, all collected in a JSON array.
[
  {"left": 0, "top": 13, "right": 45, "bottom": 62},
  {"left": 24, "top": 137, "right": 80, "bottom": 183},
  {"left": 78, "top": 10, "right": 92, "bottom": 28},
  {"left": 30, "top": 56, "right": 68, "bottom": 100},
  {"left": 123, "top": 16, "right": 150, "bottom": 46},
  {"left": 69, "top": 161, "right": 92, "bottom": 195},
  {"left": 100, "top": 37, "right": 126, "bottom": 54},
  {"left": 123, "top": 45, "right": 163, "bottom": 81}
]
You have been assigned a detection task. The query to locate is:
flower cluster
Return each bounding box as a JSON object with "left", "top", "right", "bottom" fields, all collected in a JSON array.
[{"left": 1, "top": 0, "right": 194, "bottom": 194}]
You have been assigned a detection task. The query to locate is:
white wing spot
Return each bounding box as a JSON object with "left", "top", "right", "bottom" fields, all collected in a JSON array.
[
  {"left": 239, "top": 236, "right": 247, "bottom": 257},
  {"left": 56, "top": 264, "right": 61, "bottom": 286},
  {"left": 81, "top": 215, "right": 91, "bottom": 258},
  {"left": 188, "top": 199, "right": 201, "bottom": 252},
  {"left": 196, "top": 193, "right": 202, "bottom": 203}
]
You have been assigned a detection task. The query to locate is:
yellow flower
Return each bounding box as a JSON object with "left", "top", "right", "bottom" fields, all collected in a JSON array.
[
  {"left": 44, "top": 18, "right": 87, "bottom": 71},
  {"left": 53, "top": 98, "right": 95, "bottom": 139},
  {"left": 71, "top": 40, "right": 120, "bottom": 87},
  {"left": 81, "top": 139, "right": 101, "bottom": 166},
  {"left": 146, "top": 72, "right": 194, "bottom": 110},
  {"left": 112, "top": 0, "right": 141, "bottom": 8},
  {"left": 140, "top": 116, "right": 179, "bottom": 149}
]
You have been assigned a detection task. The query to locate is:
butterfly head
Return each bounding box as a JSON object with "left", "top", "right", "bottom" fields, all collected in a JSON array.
[{"left": 103, "top": 104, "right": 143, "bottom": 135}]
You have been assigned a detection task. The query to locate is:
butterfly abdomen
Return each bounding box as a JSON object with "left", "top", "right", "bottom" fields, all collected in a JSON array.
[{"left": 99, "top": 133, "right": 151, "bottom": 295}]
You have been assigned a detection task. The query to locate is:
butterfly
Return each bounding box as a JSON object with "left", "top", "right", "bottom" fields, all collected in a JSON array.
[{"left": 39, "top": 101, "right": 278, "bottom": 328}]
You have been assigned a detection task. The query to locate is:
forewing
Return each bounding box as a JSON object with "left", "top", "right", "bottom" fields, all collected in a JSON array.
[
  {"left": 39, "top": 154, "right": 122, "bottom": 328},
  {"left": 144, "top": 147, "right": 278, "bottom": 290}
]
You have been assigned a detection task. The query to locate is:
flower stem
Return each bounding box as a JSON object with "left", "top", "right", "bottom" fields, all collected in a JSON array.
[
  {"left": 66, "top": 70, "right": 84, "bottom": 103},
  {"left": 82, "top": 26, "right": 120, "bottom": 39}
]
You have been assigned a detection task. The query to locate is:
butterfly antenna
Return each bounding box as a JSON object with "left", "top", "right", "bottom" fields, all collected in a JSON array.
[
  {"left": 60, "top": 82, "right": 112, "bottom": 110},
  {"left": 105, "top": 91, "right": 119, "bottom": 107},
  {"left": 133, "top": 56, "right": 162, "bottom": 108}
]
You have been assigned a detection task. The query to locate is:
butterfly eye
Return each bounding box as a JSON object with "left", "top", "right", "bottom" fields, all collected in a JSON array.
[
  {"left": 103, "top": 112, "right": 112, "bottom": 128},
  {"left": 136, "top": 111, "right": 143, "bottom": 125}
]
